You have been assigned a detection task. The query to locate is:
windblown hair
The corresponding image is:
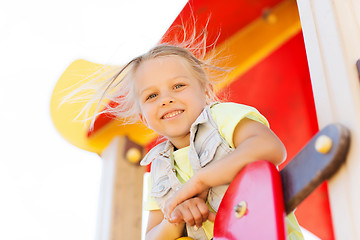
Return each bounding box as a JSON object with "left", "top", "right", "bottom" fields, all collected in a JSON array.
[{"left": 65, "top": 18, "right": 228, "bottom": 129}]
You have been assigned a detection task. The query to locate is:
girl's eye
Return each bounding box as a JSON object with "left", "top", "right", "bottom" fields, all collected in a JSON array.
[
  {"left": 146, "top": 93, "right": 157, "bottom": 101},
  {"left": 174, "top": 84, "right": 185, "bottom": 90}
]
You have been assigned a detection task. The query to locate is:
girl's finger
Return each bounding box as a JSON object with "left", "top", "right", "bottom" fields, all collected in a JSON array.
[
  {"left": 181, "top": 206, "right": 195, "bottom": 226},
  {"left": 189, "top": 205, "right": 203, "bottom": 228},
  {"left": 196, "top": 201, "right": 209, "bottom": 222},
  {"left": 165, "top": 201, "right": 177, "bottom": 221},
  {"left": 208, "top": 212, "right": 216, "bottom": 222},
  {"left": 170, "top": 209, "right": 183, "bottom": 224}
]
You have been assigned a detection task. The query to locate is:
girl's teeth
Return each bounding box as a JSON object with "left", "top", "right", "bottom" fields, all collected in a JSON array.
[{"left": 164, "top": 110, "right": 182, "bottom": 119}]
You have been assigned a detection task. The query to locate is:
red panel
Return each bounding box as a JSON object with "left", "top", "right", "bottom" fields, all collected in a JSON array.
[
  {"left": 213, "top": 161, "right": 286, "bottom": 240},
  {"left": 162, "top": 0, "right": 284, "bottom": 47},
  {"left": 216, "top": 32, "right": 334, "bottom": 239},
  {"left": 216, "top": 33, "right": 318, "bottom": 167}
]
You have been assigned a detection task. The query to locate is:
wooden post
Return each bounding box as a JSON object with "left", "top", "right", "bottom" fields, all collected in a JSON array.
[
  {"left": 96, "top": 136, "right": 145, "bottom": 240},
  {"left": 297, "top": 0, "right": 360, "bottom": 238}
]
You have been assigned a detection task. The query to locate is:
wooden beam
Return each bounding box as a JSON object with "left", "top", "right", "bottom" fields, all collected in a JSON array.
[
  {"left": 297, "top": 0, "right": 360, "bottom": 238},
  {"left": 96, "top": 136, "right": 145, "bottom": 240}
]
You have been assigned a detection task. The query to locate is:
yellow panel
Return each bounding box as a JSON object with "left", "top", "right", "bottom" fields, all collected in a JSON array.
[
  {"left": 87, "top": 119, "right": 156, "bottom": 151},
  {"left": 50, "top": 59, "right": 155, "bottom": 154}
]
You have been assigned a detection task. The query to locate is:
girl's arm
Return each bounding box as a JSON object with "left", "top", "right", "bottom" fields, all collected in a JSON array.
[
  {"left": 145, "top": 210, "right": 184, "bottom": 240},
  {"left": 197, "top": 117, "right": 286, "bottom": 186},
  {"left": 165, "top": 118, "right": 286, "bottom": 220}
]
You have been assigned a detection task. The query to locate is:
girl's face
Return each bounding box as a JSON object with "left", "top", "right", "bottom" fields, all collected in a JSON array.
[{"left": 134, "top": 56, "right": 207, "bottom": 149}]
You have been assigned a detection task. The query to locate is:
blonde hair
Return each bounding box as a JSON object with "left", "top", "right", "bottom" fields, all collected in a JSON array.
[{"left": 67, "top": 20, "right": 228, "bottom": 129}]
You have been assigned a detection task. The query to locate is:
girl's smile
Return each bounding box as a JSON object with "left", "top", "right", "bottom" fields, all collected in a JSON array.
[
  {"left": 161, "top": 109, "right": 184, "bottom": 120},
  {"left": 134, "top": 56, "right": 207, "bottom": 149}
]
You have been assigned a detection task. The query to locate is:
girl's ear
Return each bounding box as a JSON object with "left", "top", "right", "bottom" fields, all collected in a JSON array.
[
  {"left": 139, "top": 113, "right": 149, "bottom": 127},
  {"left": 205, "top": 83, "right": 214, "bottom": 103}
]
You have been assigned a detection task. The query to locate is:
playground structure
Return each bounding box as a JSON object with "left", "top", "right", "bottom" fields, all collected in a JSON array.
[{"left": 50, "top": 0, "right": 360, "bottom": 239}]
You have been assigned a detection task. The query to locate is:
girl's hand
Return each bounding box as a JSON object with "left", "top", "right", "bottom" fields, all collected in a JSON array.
[
  {"left": 164, "top": 175, "right": 208, "bottom": 221},
  {"left": 169, "top": 197, "right": 216, "bottom": 228}
]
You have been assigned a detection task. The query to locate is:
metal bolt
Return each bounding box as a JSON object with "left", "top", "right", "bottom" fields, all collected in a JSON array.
[
  {"left": 315, "top": 135, "right": 333, "bottom": 154},
  {"left": 234, "top": 201, "right": 247, "bottom": 218},
  {"left": 126, "top": 147, "right": 141, "bottom": 163}
]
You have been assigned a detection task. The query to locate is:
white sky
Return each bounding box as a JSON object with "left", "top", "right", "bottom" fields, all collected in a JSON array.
[
  {"left": 0, "top": 1, "right": 320, "bottom": 239},
  {"left": 0, "top": 1, "right": 186, "bottom": 239}
]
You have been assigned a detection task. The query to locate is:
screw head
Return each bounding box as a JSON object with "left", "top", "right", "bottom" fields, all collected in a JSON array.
[
  {"left": 126, "top": 147, "right": 141, "bottom": 163},
  {"left": 234, "top": 201, "right": 247, "bottom": 218},
  {"left": 315, "top": 135, "right": 333, "bottom": 154}
]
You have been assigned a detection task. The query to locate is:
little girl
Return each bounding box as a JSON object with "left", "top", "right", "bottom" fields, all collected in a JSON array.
[{"left": 85, "top": 44, "right": 303, "bottom": 239}]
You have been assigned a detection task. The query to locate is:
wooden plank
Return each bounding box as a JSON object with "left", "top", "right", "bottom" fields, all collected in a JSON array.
[
  {"left": 97, "top": 137, "right": 145, "bottom": 240},
  {"left": 297, "top": 0, "right": 360, "bottom": 238}
]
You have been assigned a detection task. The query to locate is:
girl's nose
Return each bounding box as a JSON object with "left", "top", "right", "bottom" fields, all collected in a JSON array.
[{"left": 161, "top": 96, "right": 175, "bottom": 106}]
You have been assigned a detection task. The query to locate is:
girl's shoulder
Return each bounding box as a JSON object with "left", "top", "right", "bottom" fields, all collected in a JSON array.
[
  {"left": 211, "top": 102, "right": 260, "bottom": 113},
  {"left": 210, "top": 102, "right": 268, "bottom": 125},
  {"left": 210, "top": 102, "right": 270, "bottom": 148},
  {"left": 140, "top": 140, "right": 170, "bottom": 166}
]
